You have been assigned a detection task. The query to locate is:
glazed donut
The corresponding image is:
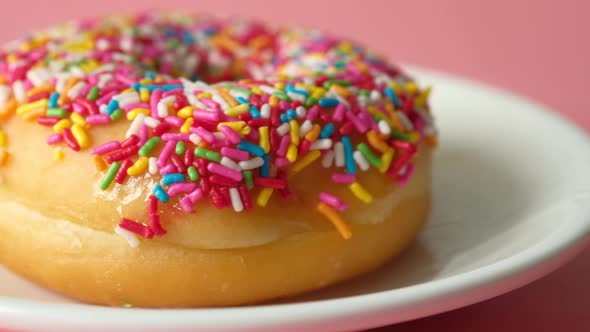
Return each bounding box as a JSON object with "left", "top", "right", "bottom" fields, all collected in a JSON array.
[{"left": 0, "top": 13, "right": 437, "bottom": 307}]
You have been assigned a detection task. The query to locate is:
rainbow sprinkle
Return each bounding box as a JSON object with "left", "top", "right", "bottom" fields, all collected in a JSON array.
[{"left": 0, "top": 13, "right": 436, "bottom": 242}]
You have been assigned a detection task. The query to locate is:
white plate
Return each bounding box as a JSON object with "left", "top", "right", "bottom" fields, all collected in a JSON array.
[{"left": 1, "top": 68, "right": 589, "bottom": 332}]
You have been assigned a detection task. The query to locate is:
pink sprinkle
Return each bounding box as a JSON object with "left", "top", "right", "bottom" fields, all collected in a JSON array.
[
  {"left": 164, "top": 115, "right": 184, "bottom": 127},
  {"left": 187, "top": 188, "right": 204, "bottom": 203},
  {"left": 221, "top": 147, "right": 249, "bottom": 161},
  {"left": 115, "top": 73, "right": 137, "bottom": 86},
  {"left": 168, "top": 182, "right": 198, "bottom": 196},
  {"left": 332, "top": 103, "right": 347, "bottom": 122},
  {"left": 139, "top": 124, "right": 149, "bottom": 145},
  {"left": 91, "top": 140, "right": 121, "bottom": 155},
  {"left": 46, "top": 133, "right": 63, "bottom": 145},
  {"left": 192, "top": 126, "right": 215, "bottom": 143},
  {"left": 72, "top": 102, "right": 88, "bottom": 115},
  {"left": 246, "top": 127, "right": 259, "bottom": 141},
  {"left": 161, "top": 133, "right": 191, "bottom": 142},
  {"left": 331, "top": 173, "right": 356, "bottom": 184},
  {"left": 150, "top": 88, "right": 163, "bottom": 118},
  {"left": 345, "top": 110, "right": 369, "bottom": 133},
  {"left": 179, "top": 195, "right": 194, "bottom": 212},
  {"left": 159, "top": 164, "right": 178, "bottom": 175},
  {"left": 96, "top": 91, "right": 117, "bottom": 106},
  {"left": 276, "top": 135, "right": 291, "bottom": 157},
  {"left": 319, "top": 192, "right": 348, "bottom": 212},
  {"left": 200, "top": 98, "right": 221, "bottom": 110},
  {"left": 207, "top": 163, "right": 243, "bottom": 182},
  {"left": 274, "top": 157, "right": 291, "bottom": 167},
  {"left": 123, "top": 102, "right": 150, "bottom": 112},
  {"left": 218, "top": 125, "right": 241, "bottom": 144},
  {"left": 396, "top": 163, "right": 415, "bottom": 186},
  {"left": 306, "top": 105, "right": 320, "bottom": 121},
  {"left": 157, "top": 140, "right": 176, "bottom": 167},
  {"left": 193, "top": 110, "right": 220, "bottom": 122},
  {"left": 86, "top": 114, "right": 111, "bottom": 125}
]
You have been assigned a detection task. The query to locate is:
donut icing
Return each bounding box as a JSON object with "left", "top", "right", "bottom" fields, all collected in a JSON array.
[{"left": 0, "top": 13, "right": 436, "bottom": 243}]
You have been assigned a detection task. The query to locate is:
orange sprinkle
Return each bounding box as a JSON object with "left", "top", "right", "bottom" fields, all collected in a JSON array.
[
  {"left": 366, "top": 130, "right": 389, "bottom": 153},
  {"left": 0, "top": 99, "right": 17, "bottom": 121},
  {"left": 26, "top": 83, "right": 54, "bottom": 98},
  {"left": 329, "top": 84, "right": 350, "bottom": 97},
  {"left": 216, "top": 88, "right": 238, "bottom": 107},
  {"left": 304, "top": 124, "right": 321, "bottom": 142},
  {"left": 58, "top": 77, "right": 79, "bottom": 104},
  {"left": 269, "top": 95, "right": 280, "bottom": 108},
  {"left": 211, "top": 35, "right": 241, "bottom": 53},
  {"left": 0, "top": 149, "right": 10, "bottom": 167},
  {"left": 426, "top": 134, "right": 438, "bottom": 148},
  {"left": 92, "top": 155, "right": 107, "bottom": 171},
  {"left": 316, "top": 202, "right": 352, "bottom": 240}
]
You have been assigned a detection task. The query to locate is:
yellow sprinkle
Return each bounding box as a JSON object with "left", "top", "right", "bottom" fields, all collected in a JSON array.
[
  {"left": 269, "top": 95, "right": 280, "bottom": 107},
  {"left": 388, "top": 81, "right": 402, "bottom": 94},
  {"left": 26, "top": 83, "right": 54, "bottom": 98},
  {"left": 312, "top": 88, "right": 326, "bottom": 99},
  {"left": 16, "top": 98, "right": 48, "bottom": 115},
  {"left": 0, "top": 131, "right": 6, "bottom": 147},
  {"left": 367, "top": 130, "right": 389, "bottom": 153},
  {"left": 217, "top": 88, "right": 238, "bottom": 107},
  {"left": 316, "top": 202, "right": 352, "bottom": 240},
  {"left": 217, "top": 121, "right": 246, "bottom": 131},
  {"left": 126, "top": 108, "right": 150, "bottom": 121},
  {"left": 256, "top": 187, "right": 274, "bottom": 207},
  {"left": 180, "top": 117, "right": 194, "bottom": 134},
  {"left": 291, "top": 150, "right": 321, "bottom": 173},
  {"left": 384, "top": 104, "right": 405, "bottom": 132},
  {"left": 122, "top": 88, "right": 136, "bottom": 94},
  {"left": 329, "top": 84, "right": 350, "bottom": 97},
  {"left": 349, "top": 182, "right": 373, "bottom": 203},
  {"left": 379, "top": 148, "right": 395, "bottom": 173},
  {"left": 71, "top": 123, "right": 90, "bottom": 149},
  {"left": 70, "top": 112, "right": 87, "bottom": 126},
  {"left": 197, "top": 92, "right": 212, "bottom": 99},
  {"left": 0, "top": 148, "right": 9, "bottom": 167},
  {"left": 409, "top": 131, "right": 420, "bottom": 143},
  {"left": 414, "top": 86, "right": 432, "bottom": 108},
  {"left": 139, "top": 79, "right": 152, "bottom": 85},
  {"left": 240, "top": 125, "right": 252, "bottom": 135},
  {"left": 405, "top": 81, "right": 419, "bottom": 95},
  {"left": 53, "top": 148, "right": 65, "bottom": 161},
  {"left": 93, "top": 155, "right": 107, "bottom": 171},
  {"left": 250, "top": 86, "right": 264, "bottom": 95},
  {"left": 177, "top": 106, "right": 195, "bottom": 119},
  {"left": 225, "top": 104, "right": 249, "bottom": 117},
  {"left": 53, "top": 119, "right": 72, "bottom": 133},
  {"left": 289, "top": 120, "right": 300, "bottom": 146},
  {"left": 274, "top": 82, "right": 286, "bottom": 90},
  {"left": 304, "top": 124, "right": 321, "bottom": 142},
  {"left": 21, "top": 108, "right": 45, "bottom": 122},
  {"left": 127, "top": 157, "right": 149, "bottom": 176},
  {"left": 259, "top": 126, "right": 270, "bottom": 153},
  {"left": 139, "top": 88, "right": 150, "bottom": 103},
  {"left": 286, "top": 143, "right": 298, "bottom": 163}
]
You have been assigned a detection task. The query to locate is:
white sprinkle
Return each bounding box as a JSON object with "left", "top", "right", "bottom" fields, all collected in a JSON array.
[
  {"left": 228, "top": 89, "right": 249, "bottom": 101},
  {"left": 259, "top": 85, "right": 278, "bottom": 95},
  {"left": 239, "top": 157, "right": 264, "bottom": 170},
  {"left": 295, "top": 106, "right": 307, "bottom": 118},
  {"left": 114, "top": 225, "right": 140, "bottom": 248},
  {"left": 26, "top": 68, "right": 51, "bottom": 86},
  {"left": 96, "top": 73, "right": 113, "bottom": 88},
  {"left": 120, "top": 37, "right": 134, "bottom": 52},
  {"left": 115, "top": 93, "right": 140, "bottom": 108},
  {"left": 322, "top": 150, "right": 335, "bottom": 168},
  {"left": 287, "top": 91, "right": 306, "bottom": 103},
  {"left": 0, "top": 85, "right": 11, "bottom": 108},
  {"left": 334, "top": 142, "right": 345, "bottom": 167},
  {"left": 310, "top": 138, "right": 333, "bottom": 150},
  {"left": 213, "top": 132, "right": 226, "bottom": 140},
  {"left": 357, "top": 95, "right": 369, "bottom": 108},
  {"left": 12, "top": 80, "right": 26, "bottom": 102},
  {"left": 277, "top": 122, "right": 290, "bottom": 136},
  {"left": 378, "top": 120, "right": 391, "bottom": 135},
  {"left": 143, "top": 116, "right": 161, "bottom": 128},
  {"left": 96, "top": 39, "right": 110, "bottom": 51},
  {"left": 299, "top": 120, "right": 313, "bottom": 137},
  {"left": 370, "top": 90, "right": 382, "bottom": 101},
  {"left": 229, "top": 187, "right": 244, "bottom": 212},
  {"left": 210, "top": 91, "right": 230, "bottom": 110},
  {"left": 148, "top": 157, "right": 159, "bottom": 175},
  {"left": 189, "top": 134, "right": 202, "bottom": 145},
  {"left": 353, "top": 151, "right": 370, "bottom": 171},
  {"left": 260, "top": 103, "right": 271, "bottom": 118},
  {"left": 66, "top": 81, "right": 86, "bottom": 99},
  {"left": 397, "top": 111, "right": 414, "bottom": 131},
  {"left": 125, "top": 113, "right": 145, "bottom": 138},
  {"left": 54, "top": 74, "right": 70, "bottom": 94},
  {"left": 157, "top": 95, "right": 176, "bottom": 118},
  {"left": 220, "top": 157, "right": 241, "bottom": 171},
  {"left": 69, "top": 66, "right": 85, "bottom": 78}
]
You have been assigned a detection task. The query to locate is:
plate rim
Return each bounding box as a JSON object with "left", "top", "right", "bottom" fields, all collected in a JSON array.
[{"left": 1, "top": 66, "right": 589, "bottom": 331}]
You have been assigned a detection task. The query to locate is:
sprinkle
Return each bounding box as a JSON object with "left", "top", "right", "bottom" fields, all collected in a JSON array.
[
  {"left": 194, "top": 147, "right": 221, "bottom": 162},
  {"left": 127, "top": 157, "right": 149, "bottom": 176},
  {"left": 349, "top": 182, "right": 373, "bottom": 203},
  {"left": 153, "top": 184, "right": 170, "bottom": 202},
  {"left": 286, "top": 143, "right": 298, "bottom": 162},
  {"left": 319, "top": 123, "right": 335, "bottom": 138},
  {"left": 148, "top": 157, "right": 159, "bottom": 175},
  {"left": 318, "top": 98, "right": 339, "bottom": 108},
  {"left": 239, "top": 157, "right": 264, "bottom": 170},
  {"left": 289, "top": 120, "right": 300, "bottom": 146},
  {"left": 397, "top": 163, "right": 415, "bottom": 186},
  {"left": 319, "top": 192, "right": 348, "bottom": 211},
  {"left": 256, "top": 187, "right": 274, "bottom": 207},
  {"left": 99, "top": 162, "right": 121, "bottom": 190},
  {"left": 260, "top": 154, "right": 271, "bottom": 177},
  {"left": 187, "top": 165, "right": 200, "bottom": 181},
  {"left": 229, "top": 187, "right": 244, "bottom": 212},
  {"left": 225, "top": 104, "right": 249, "bottom": 117},
  {"left": 16, "top": 98, "right": 48, "bottom": 115},
  {"left": 322, "top": 150, "right": 335, "bottom": 168},
  {"left": 114, "top": 225, "right": 140, "bottom": 248},
  {"left": 334, "top": 142, "right": 345, "bottom": 167},
  {"left": 254, "top": 177, "right": 287, "bottom": 189},
  {"left": 0, "top": 131, "right": 6, "bottom": 148},
  {"left": 243, "top": 170, "right": 254, "bottom": 189},
  {"left": 353, "top": 151, "right": 370, "bottom": 171},
  {"left": 53, "top": 118, "right": 71, "bottom": 133},
  {"left": 341, "top": 136, "right": 355, "bottom": 174},
  {"left": 207, "top": 162, "right": 243, "bottom": 182},
  {"left": 379, "top": 148, "right": 395, "bottom": 173},
  {"left": 118, "top": 218, "right": 153, "bottom": 239},
  {"left": 0, "top": 149, "right": 9, "bottom": 166},
  {"left": 138, "top": 137, "right": 161, "bottom": 157},
  {"left": 71, "top": 124, "right": 90, "bottom": 149},
  {"left": 237, "top": 141, "right": 265, "bottom": 157},
  {"left": 331, "top": 173, "right": 356, "bottom": 184},
  {"left": 168, "top": 182, "right": 198, "bottom": 196},
  {"left": 316, "top": 202, "right": 352, "bottom": 239},
  {"left": 221, "top": 147, "right": 249, "bottom": 161},
  {"left": 291, "top": 150, "right": 321, "bottom": 173},
  {"left": 357, "top": 143, "right": 381, "bottom": 167},
  {"left": 92, "top": 155, "right": 107, "bottom": 171},
  {"left": 378, "top": 120, "right": 391, "bottom": 135},
  {"left": 310, "top": 138, "right": 332, "bottom": 150},
  {"left": 162, "top": 173, "right": 185, "bottom": 185}
]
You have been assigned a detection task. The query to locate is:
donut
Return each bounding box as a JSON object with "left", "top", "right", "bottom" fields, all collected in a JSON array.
[{"left": 0, "top": 13, "right": 437, "bottom": 307}]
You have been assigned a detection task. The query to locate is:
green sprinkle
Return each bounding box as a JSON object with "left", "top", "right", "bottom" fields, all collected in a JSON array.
[
  {"left": 87, "top": 86, "right": 100, "bottom": 101},
  {"left": 357, "top": 143, "right": 382, "bottom": 167},
  {"left": 358, "top": 89, "right": 371, "bottom": 97},
  {"left": 187, "top": 166, "right": 200, "bottom": 182},
  {"left": 390, "top": 130, "right": 412, "bottom": 141},
  {"left": 243, "top": 170, "right": 254, "bottom": 190},
  {"left": 46, "top": 107, "right": 67, "bottom": 118},
  {"left": 110, "top": 108, "right": 123, "bottom": 121},
  {"left": 99, "top": 162, "right": 121, "bottom": 190},
  {"left": 304, "top": 96, "right": 318, "bottom": 107},
  {"left": 194, "top": 147, "right": 221, "bottom": 162},
  {"left": 228, "top": 86, "right": 253, "bottom": 97},
  {"left": 138, "top": 137, "right": 161, "bottom": 157},
  {"left": 175, "top": 141, "right": 186, "bottom": 155},
  {"left": 272, "top": 91, "right": 291, "bottom": 101},
  {"left": 323, "top": 79, "right": 351, "bottom": 89}
]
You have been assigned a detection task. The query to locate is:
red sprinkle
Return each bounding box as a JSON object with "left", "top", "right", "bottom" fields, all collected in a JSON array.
[
  {"left": 148, "top": 214, "right": 166, "bottom": 236},
  {"left": 119, "top": 218, "right": 154, "bottom": 239},
  {"left": 147, "top": 195, "right": 158, "bottom": 215},
  {"left": 105, "top": 144, "right": 139, "bottom": 163},
  {"left": 37, "top": 116, "right": 61, "bottom": 126},
  {"left": 115, "top": 159, "right": 133, "bottom": 184},
  {"left": 238, "top": 184, "right": 253, "bottom": 211},
  {"left": 120, "top": 134, "right": 140, "bottom": 148},
  {"left": 61, "top": 128, "right": 80, "bottom": 151},
  {"left": 253, "top": 176, "right": 287, "bottom": 189},
  {"left": 209, "top": 174, "right": 239, "bottom": 187}
]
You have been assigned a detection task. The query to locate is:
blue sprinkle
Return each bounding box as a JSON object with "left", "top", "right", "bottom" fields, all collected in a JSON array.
[
  {"left": 320, "top": 123, "right": 335, "bottom": 138},
  {"left": 250, "top": 105, "right": 261, "bottom": 119},
  {"left": 260, "top": 154, "right": 270, "bottom": 177},
  {"left": 153, "top": 184, "right": 170, "bottom": 203},
  {"left": 285, "top": 84, "right": 309, "bottom": 97},
  {"left": 319, "top": 98, "right": 340, "bottom": 108},
  {"left": 237, "top": 141, "right": 265, "bottom": 157},
  {"left": 236, "top": 96, "right": 250, "bottom": 105},
  {"left": 161, "top": 173, "right": 185, "bottom": 186},
  {"left": 384, "top": 87, "right": 400, "bottom": 107},
  {"left": 280, "top": 113, "right": 288, "bottom": 123},
  {"left": 105, "top": 100, "right": 119, "bottom": 115},
  {"left": 133, "top": 83, "right": 183, "bottom": 92},
  {"left": 144, "top": 72, "right": 156, "bottom": 80},
  {"left": 341, "top": 136, "right": 356, "bottom": 174},
  {"left": 48, "top": 92, "right": 60, "bottom": 108},
  {"left": 286, "top": 109, "right": 297, "bottom": 119},
  {"left": 181, "top": 31, "right": 195, "bottom": 45}
]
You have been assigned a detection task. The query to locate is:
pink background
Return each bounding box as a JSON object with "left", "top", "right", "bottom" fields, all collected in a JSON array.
[{"left": 0, "top": 0, "right": 588, "bottom": 331}]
